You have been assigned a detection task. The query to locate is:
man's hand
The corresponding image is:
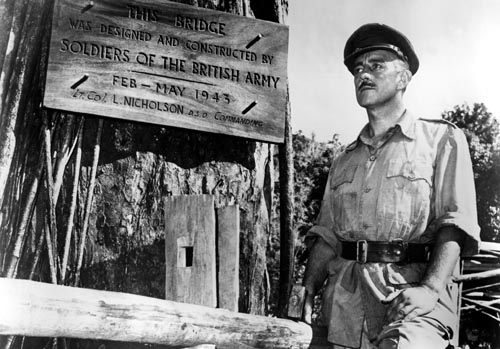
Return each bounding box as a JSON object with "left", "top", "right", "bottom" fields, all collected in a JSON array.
[
  {"left": 301, "top": 238, "right": 335, "bottom": 324},
  {"left": 382, "top": 285, "right": 439, "bottom": 322},
  {"left": 302, "top": 293, "right": 315, "bottom": 324},
  {"left": 383, "top": 227, "right": 464, "bottom": 323}
]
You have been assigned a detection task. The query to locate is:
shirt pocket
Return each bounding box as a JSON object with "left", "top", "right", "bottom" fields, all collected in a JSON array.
[
  {"left": 386, "top": 159, "right": 433, "bottom": 190},
  {"left": 379, "top": 159, "right": 433, "bottom": 226},
  {"left": 331, "top": 165, "right": 358, "bottom": 231},
  {"left": 331, "top": 165, "right": 357, "bottom": 191}
]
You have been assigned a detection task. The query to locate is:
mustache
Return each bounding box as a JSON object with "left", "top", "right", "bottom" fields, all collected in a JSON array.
[{"left": 357, "top": 79, "right": 376, "bottom": 91}]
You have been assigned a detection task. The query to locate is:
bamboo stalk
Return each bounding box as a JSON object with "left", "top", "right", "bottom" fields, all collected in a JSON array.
[
  {"left": 460, "top": 305, "right": 477, "bottom": 311},
  {"left": 28, "top": 221, "right": 45, "bottom": 280},
  {"left": 61, "top": 118, "right": 84, "bottom": 283},
  {"left": 482, "top": 250, "right": 500, "bottom": 258},
  {"left": 476, "top": 309, "right": 500, "bottom": 323},
  {"left": 53, "top": 114, "right": 76, "bottom": 203},
  {"left": 482, "top": 298, "right": 500, "bottom": 307},
  {"left": 74, "top": 118, "right": 103, "bottom": 286},
  {"left": 44, "top": 217, "right": 57, "bottom": 284},
  {"left": 453, "top": 268, "right": 500, "bottom": 282},
  {"left": 3, "top": 149, "right": 44, "bottom": 278},
  {"left": 463, "top": 281, "right": 500, "bottom": 294},
  {"left": 43, "top": 114, "right": 58, "bottom": 282},
  {"left": 462, "top": 296, "right": 500, "bottom": 314}
]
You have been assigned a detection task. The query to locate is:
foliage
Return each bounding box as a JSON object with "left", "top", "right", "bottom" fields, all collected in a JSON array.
[
  {"left": 291, "top": 131, "right": 342, "bottom": 284},
  {"left": 293, "top": 132, "right": 341, "bottom": 236},
  {"left": 442, "top": 103, "right": 500, "bottom": 241}
]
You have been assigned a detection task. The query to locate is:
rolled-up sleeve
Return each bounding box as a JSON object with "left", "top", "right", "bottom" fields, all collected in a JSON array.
[
  {"left": 433, "top": 126, "right": 481, "bottom": 256},
  {"left": 305, "top": 164, "right": 340, "bottom": 253}
]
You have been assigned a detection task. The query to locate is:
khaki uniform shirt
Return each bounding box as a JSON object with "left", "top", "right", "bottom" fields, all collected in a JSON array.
[{"left": 307, "top": 111, "right": 480, "bottom": 348}]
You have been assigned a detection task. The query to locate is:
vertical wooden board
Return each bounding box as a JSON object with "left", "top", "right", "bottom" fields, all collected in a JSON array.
[
  {"left": 216, "top": 205, "right": 239, "bottom": 312},
  {"left": 165, "top": 195, "right": 216, "bottom": 307}
]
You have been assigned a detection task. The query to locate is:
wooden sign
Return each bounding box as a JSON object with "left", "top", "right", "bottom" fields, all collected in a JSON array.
[{"left": 44, "top": 0, "right": 289, "bottom": 143}]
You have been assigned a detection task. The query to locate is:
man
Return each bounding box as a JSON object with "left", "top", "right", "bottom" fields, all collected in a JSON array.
[{"left": 302, "top": 23, "right": 480, "bottom": 349}]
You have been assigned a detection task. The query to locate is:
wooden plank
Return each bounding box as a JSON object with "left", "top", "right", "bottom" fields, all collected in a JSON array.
[
  {"left": 43, "top": 0, "right": 289, "bottom": 143},
  {"left": 165, "top": 195, "right": 216, "bottom": 307},
  {"left": 0, "top": 278, "right": 333, "bottom": 349},
  {"left": 216, "top": 205, "right": 239, "bottom": 312}
]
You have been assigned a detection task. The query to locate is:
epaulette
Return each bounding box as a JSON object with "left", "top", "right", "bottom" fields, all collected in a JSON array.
[
  {"left": 418, "top": 118, "right": 458, "bottom": 129},
  {"left": 344, "top": 139, "right": 359, "bottom": 153}
]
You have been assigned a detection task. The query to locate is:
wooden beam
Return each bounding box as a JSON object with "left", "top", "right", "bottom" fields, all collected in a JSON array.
[{"left": 0, "top": 278, "right": 331, "bottom": 349}]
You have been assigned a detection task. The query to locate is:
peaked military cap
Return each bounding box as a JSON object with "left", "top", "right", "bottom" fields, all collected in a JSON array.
[{"left": 344, "top": 23, "right": 419, "bottom": 75}]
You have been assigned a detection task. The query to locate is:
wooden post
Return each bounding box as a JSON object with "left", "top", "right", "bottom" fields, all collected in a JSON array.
[
  {"left": 278, "top": 91, "right": 294, "bottom": 316},
  {"left": 0, "top": 278, "right": 331, "bottom": 349}
]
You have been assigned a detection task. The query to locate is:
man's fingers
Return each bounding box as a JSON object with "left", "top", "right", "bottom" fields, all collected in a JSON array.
[
  {"left": 403, "top": 309, "right": 420, "bottom": 322},
  {"left": 387, "top": 304, "right": 405, "bottom": 323},
  {"left": 381, "top": 290, "right": 402, "bottom": 304},
  {"left": 394, "top": 304, "right": 417, "bottom": 322},
  {"left": 383, "top": 290, "right": 404, "bottom": 322}
]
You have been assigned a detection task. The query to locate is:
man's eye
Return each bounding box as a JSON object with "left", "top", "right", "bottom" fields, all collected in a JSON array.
[
  {"left": 353, "top": 66, "right": 363, "bottom": 74},
  {"left": 372, "top": 63, "right": 383, "bottom": 70}
]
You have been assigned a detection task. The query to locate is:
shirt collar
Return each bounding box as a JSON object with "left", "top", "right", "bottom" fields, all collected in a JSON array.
[{"left": 346, "top": 110, "right": 417, "bottom": 152}]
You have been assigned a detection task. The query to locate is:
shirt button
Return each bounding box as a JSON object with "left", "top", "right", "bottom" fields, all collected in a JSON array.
[
  {"left": 369, "top": 155, "right": 376, "bottom": 161},
  {"left": 364, "top": 187, "right": 371, "bottom": 193}
]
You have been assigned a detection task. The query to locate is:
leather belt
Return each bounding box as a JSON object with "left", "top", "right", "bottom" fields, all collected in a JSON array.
[{"left": 340, "top": 240, "right": 433, "bottom": 264}]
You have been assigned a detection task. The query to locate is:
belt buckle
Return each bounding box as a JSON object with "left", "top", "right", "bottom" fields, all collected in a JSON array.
[
  {"left": 392, "top": 239, "right": 408, "bottom": 264},
  {"left": 356, "top": 240, "right": 368, "bottom": 263}
]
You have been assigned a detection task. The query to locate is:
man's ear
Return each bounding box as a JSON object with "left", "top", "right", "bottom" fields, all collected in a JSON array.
[{"left": 397, "top": 69, "right": 412, "bottom": 91}]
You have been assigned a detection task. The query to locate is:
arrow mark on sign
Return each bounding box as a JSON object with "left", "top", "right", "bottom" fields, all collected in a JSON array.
[
  {"left": 71, "top": 74, "right": 89, "bottom": 89},
  {"left": 242, "top": 101, "right": 257, "bottom": 115},
  {"left": 246, "top": 34, "right": 263, "bottom": 49},
  {"left": 81, "top": 1, "right": 94, "bottom": 13}
]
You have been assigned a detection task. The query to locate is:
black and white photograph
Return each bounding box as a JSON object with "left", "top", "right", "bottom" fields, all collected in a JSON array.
[{"left": 0, "top": 0, "right": 498, "bottom": 348}]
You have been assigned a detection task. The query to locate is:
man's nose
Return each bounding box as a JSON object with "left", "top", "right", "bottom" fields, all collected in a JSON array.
[
  {"left": 355, "top": 68, "right": 371, "bottom": 81},
  {"left": 354, "top": 63, "right": 370, "bottom": 75}
]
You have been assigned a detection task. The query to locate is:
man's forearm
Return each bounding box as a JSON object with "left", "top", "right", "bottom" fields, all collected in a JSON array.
[
  {"left": 303, "top": 238, "right": 336, "bottom": 295},
  {"left": 420, "top": 226, "right": 464, "bottom": 294}
]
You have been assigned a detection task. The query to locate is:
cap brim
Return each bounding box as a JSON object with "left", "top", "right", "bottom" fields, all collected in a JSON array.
[{"left": 344, "top": 44, "right": 409, "bottom": 73}]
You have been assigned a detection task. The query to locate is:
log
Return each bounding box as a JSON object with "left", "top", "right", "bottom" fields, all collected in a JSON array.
[{"left": 0, "top": 278, "right": 331, "bottom": 349}]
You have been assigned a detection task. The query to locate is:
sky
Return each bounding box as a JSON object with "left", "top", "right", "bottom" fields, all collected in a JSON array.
[{"left": 287, "top": 0, "right": 500, "bottom": 143}]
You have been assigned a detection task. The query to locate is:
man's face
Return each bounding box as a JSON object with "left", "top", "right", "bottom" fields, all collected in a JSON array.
[{"left": 353, "top": 50, "right": 406, "bottom": 108}]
